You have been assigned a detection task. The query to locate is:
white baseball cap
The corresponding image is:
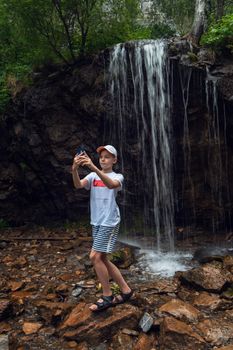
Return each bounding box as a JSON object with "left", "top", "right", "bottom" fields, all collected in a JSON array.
[{"left": 96, "top": 145, "right": 117, "bottom": 157}]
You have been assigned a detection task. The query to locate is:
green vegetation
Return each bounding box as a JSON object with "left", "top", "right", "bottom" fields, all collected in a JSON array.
[
  {"left": 0, "top": 0, "right": 232, "bottom": 116},
  {"left": 201, "top": 13, "right": 233, "bottom": 52}
]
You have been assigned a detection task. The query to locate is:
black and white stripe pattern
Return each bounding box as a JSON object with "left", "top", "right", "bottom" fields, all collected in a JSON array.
[{"left": 92, "top": 224, "right": 120, "bottom": 253}]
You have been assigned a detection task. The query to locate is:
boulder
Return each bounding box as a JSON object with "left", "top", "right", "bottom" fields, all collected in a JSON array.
[
  {"left": 180, "top": 263, "right": 230, "bottom": 292},
  {"left": 196, "top": 319, "right": 233, "bottom": 346},
  {"left": 193, "top": 248, "right": 233, "bottom": 264},
  {"left": 159, "top": 316, "right": 206, "bottom": 350},
  {"left": 62, "top": 303, "right": 141, "bottom": 346},
  {"left": 159, "top": 299, "right": 200, "bottom": 322},
  {"left": 192, "top": 292, "right": 221, "bottom": 311}
]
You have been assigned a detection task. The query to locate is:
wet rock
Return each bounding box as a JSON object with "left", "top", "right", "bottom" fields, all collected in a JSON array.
[
  {"left": 196, "top": 319, "right": 233, "bottom": 346},
  {"left": 180, "top": 263, "right": 230, "bottom": 292},
  {"left": 22, "top": 322, "right": 43, "bottom": 335},
  {"left": 0, "top": 322, "right": 11, "bottom": 334},
  {"left": 222, "top": 285, "right": 233, "bottom": 300},
  {"left": 0, "top": 300, "right": 13, "bottom": 321},
  {"left": 193, "top": 248, "right": 233, "bottom": 264},
  {"left": 67, "top": 340, "right": 78, "bottom": 348},
  {"left": 71, "top": 287, "right": 83, "bottom": 298},
  {"left": 122, "top": 328, "right": 139, "bottom": 336},
  {"left": 75, "top": 342, "right": 89, "bottom": 350},
  {"left": 110, "top": 331, "right": 135, "bottom": 350},
  {"left": 11, "top": 291, "right": 34, "bottom": 302},
  {"left": 60, "top": 302, "right": 91, "bottom": 329},
  {"left": 109, "top": 246, "right": 135, "bottom": 268},
  {"left": 8, "top": 281, "right": 25, "bottom": 292},
  {"left": 159, "top": 299, "right": 200, "bottom": 322},
  {"left": 0, "top": 334, "right": 9, "bottom": 350},
  {"left": 159, "top": 316, "right": 206, "bottom": 350},
  {"left": 133, "top": 333, "right": 157, "bottom": 350},
  {"left": 62, "top": 304, "right": 140, "bottom": 346},
  {"left": 139, "top": 278, "right": 179, "bottom": 294},
  {"left": 193, "top": 292, "right": 221, "bottom": 310},
  {"left": 139, "top": 312, "right": 154, "bottom": 332},
  {"left": 34, "top": 300, "right": 72, "bottom": 325}
]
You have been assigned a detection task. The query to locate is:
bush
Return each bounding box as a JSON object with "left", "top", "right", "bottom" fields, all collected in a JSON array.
[
  {"left": 0, "top": 75, "right": 10, "bottom": 115},
  {"left": 201, "top": 14, "right": 233, "bottom": 52},
  {"left": 151, "top": 23, "right": 176, "bottom": 39}
]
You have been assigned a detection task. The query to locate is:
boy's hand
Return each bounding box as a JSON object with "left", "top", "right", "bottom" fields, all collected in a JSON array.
[
  {"left": 79, "top": 154, "right": 95, "bottom": 171},
  {"left": 72, "top": 153, "right": 86, "bottom": 171}
]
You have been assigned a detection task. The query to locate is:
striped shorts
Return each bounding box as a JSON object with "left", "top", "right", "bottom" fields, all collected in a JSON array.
[{"left": 92, "top": 223, "right": 120, "bottom": 253}]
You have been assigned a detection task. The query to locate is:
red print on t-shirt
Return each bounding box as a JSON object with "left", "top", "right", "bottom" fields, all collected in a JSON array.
[{"left": 93, "top": 179, "right": 106, "bottom": 187}]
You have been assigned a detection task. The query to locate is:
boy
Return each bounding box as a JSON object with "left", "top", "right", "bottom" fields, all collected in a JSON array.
[{"left": 72, "top": 145, "right": 133, "bottom": 312}]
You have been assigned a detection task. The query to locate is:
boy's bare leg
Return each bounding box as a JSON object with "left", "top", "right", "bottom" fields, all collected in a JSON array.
[
  {"left": 102, "top": 255, "right": 131, "bottom": 294},
  {"left": 89, "top": 250, "right": 112, "bottom": 311}
]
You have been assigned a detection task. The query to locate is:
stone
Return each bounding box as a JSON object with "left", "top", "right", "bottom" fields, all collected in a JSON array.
[
  {"left": 11, "top": 291, "right": 34, "bottom": 302},
  {"left": 196, "top": 319, "right": 233, "bottom": 346},
  {"left": 109, "top": 246, "right": 135, "bottom": 268},
  {"left": 8, "top": 281, "right": 25, "bottom": 292},
  {"left": 34, "top": 300, "right": 72, "bottom": 325},
  {"left": 159, "top": 299, "right": 200, "bottom": 322},
  {"left": 0, "top": 334, "right": 9, "bottom": 350},
  {"left": 216, "top": 346, "right": 233, "bottom": 350},
  {"left": 122, "top": 328, "right": 139, "bottom": 336},
  {"left": 60, "top": 303, "right": 91, "bottom": 329},
  {"left": 71, "top": 287, "right": 83, "bottom": 298},
  {"left": 138, "top": 312, "right": 154, "bottom": 332},
  {"left": 22, "top": 322, "right": 43, "bottom": 335},
  {"left": 110, "top": 331, "right": 135, "bottom": 350},
  {"left": 193, "top": 248, "right": 233, "bottom": 264},
  {"left": 0, "top": 322, "right": 11, "bottom": 334},
  {"left": 56, "top": 283, "right": 69, "bottom": 293},
  {"left": 159, "top": 317, "right": 206, "bottom": 350},
  {"left": 193, "top": 292, "right": 221, "bottom": 310},
  {"left": 67, "top": 341, "right": 78, "bottom": 348},
  {"left": 133, "top": 333, "right": 157, "bottom": 350},
  {"left": 139, "top": 278, "right": 179, "bottom": 294},
  {"left": 181, "top": 263, "right": 229, "bottom": 292},
  {"left": 62, "top": 304, "right": 140, "bottom": 346},
  {"left": 58, "top": 273, "right": 74, "bottom": 282},
  {"left": 0, "top": 300, "right": 13, "bottom": 321}
]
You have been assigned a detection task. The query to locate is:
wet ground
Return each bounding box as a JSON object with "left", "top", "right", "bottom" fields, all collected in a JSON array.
[{"left": 0, "top": 224, "right": 232, "bottom": 349}]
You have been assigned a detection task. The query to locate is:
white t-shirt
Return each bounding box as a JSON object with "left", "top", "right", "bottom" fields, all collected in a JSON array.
[{"left": 84, "top": 171, "right": 124, "bottom": 227}]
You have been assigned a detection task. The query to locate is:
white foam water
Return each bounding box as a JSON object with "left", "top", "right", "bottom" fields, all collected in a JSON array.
[{"left": 137, "top": 250, "right": 193, "bottom": 277}]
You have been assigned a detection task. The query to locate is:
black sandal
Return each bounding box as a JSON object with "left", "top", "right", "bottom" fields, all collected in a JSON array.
[
  {"left": 113, "top": 289, "right": 133, "bottom": 305},
  {"left": 90, "top": 295, "right": 114, "bottom": 312}
]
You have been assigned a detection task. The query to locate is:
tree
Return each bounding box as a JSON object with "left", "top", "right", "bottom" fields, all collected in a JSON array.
[{"left": 188, "top": 0, "right": 208, "bottom": 44}]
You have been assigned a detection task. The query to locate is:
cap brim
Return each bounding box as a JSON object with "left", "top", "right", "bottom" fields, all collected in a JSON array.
[{"left": 96, "top": 146, "right": 106, "bottom": 153}]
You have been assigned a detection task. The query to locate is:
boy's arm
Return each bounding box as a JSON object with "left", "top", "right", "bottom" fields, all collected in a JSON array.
[
  {"left": 79, "top": 154, "right": 121, "bottom": 189},
  {"left": 72, "top": 155, "right": 88, "bottom": 189}
]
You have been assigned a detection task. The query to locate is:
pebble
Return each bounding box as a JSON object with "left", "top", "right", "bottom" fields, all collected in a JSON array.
[
  {"left": 71, "top": 287, "right": 82, "bottom": 297},
  {"left": 139, "top": 312, "right": 154, "bottom": 332}
]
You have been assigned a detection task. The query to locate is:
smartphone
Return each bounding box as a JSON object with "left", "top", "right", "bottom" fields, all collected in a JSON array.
[{"left": 76, "top": 145, "right": 85, "bottom": 155}]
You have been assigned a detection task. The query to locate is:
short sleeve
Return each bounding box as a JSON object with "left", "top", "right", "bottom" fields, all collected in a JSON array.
[
  {"left": 83, "top": 172, "right": 95, "bottom": 190},
  {"left": 114, "top": 173, "right": 124, "bottom": 191}
]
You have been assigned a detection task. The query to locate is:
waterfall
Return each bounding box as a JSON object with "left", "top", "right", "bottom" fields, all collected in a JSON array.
[{"left": 107, "top": 40, "right": 174, "bottom": 251}]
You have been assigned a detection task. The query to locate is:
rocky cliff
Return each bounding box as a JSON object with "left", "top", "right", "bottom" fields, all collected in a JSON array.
[{"left": 0, "top": 39, "right": 233, "bottom": 232}]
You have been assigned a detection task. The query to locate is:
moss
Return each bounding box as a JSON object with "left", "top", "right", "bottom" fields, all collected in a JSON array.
[{"left": 188, "top": 52, "right": 198, "bottom": 62}]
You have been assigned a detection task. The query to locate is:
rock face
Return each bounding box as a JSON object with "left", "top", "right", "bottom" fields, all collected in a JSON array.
[{"left": 0, "top": 41, "right": 233, "bottom": 230}]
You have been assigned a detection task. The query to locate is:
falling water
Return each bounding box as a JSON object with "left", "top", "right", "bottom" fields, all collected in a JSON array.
[
  {"left": 205, "top": 69, "right": 228, "bottom": 232},
  {"left": 107, "top": 40, "right": 174, "bottom": 251}
]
